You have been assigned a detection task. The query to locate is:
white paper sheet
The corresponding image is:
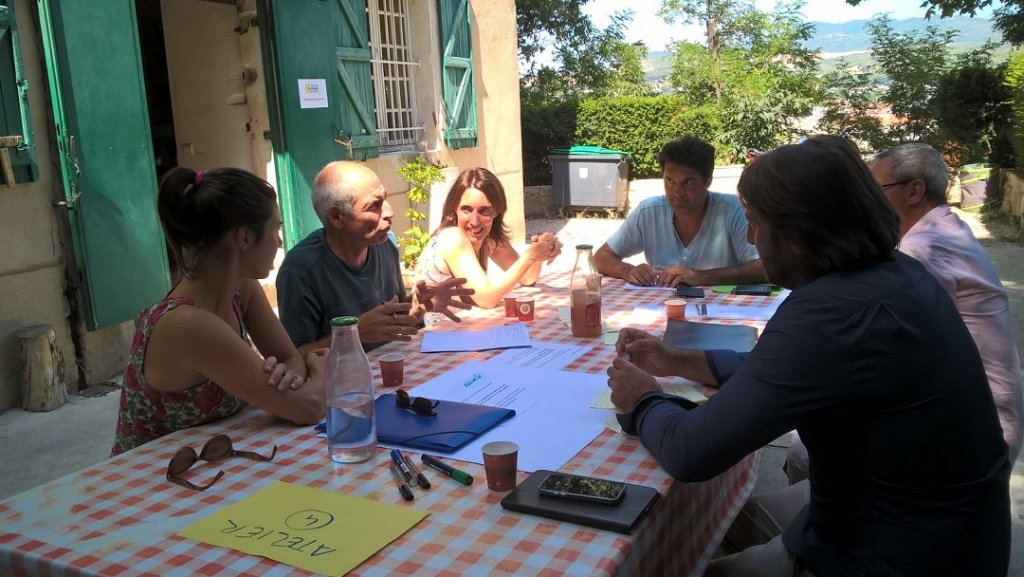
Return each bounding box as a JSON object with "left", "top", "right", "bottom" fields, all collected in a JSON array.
[
  {"left": 595, "top": 377, "right": 710, "bottom": 434},
  {"left": 484, "top": 342, "right": 592, "bottom": 370},
  {"left": 420, "top": 323, "right": 532, "bottom": 352},
  {"left": 408, "top": 362, "right": 609, "bottom": 472}
]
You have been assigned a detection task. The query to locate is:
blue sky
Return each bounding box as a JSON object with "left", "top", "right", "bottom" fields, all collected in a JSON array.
[{"left": 585, "top": 0, "right": 1001, "bottom": 51}]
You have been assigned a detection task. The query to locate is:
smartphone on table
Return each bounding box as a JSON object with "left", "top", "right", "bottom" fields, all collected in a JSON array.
[
  {"left": 676, "top": 285, "right": 705, "bottom": 298},
  {"left": 732, "top": 284, "right": 775, "bottom": 296},
  {"left": 537, "top": 472, "right": 626, "bottom": 506}
]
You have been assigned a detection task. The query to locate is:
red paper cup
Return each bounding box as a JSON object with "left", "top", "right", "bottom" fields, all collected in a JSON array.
[
  {"left": 482, "top": 440, "right": 519, "bottom": 491},
  {"left": 665, "top": 298, "right": 687, "bottom": 320},
  {"left": 503, "top": 294, "right": 520, "bottom": 318},
  {"left": 378, "top": 353, "right": 405, "bottom": 388},
  {"left": 516, "top": 297, "right": 535, "bottom": 322}
]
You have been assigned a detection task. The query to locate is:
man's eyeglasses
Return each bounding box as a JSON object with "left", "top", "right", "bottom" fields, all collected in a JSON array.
[
  {"left": 879, "top": 179, "right": 912, "bottom": 190},
  {"left": 395, "top": 388, "right": 439, "bottom": 417},
  {"left": 166, "top": 435, "right": 278, "bottom": 491}
]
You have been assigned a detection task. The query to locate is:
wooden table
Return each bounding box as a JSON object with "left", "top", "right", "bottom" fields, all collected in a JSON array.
[{"left": 0, "top": 274, "right": 776, "bottom": 577}]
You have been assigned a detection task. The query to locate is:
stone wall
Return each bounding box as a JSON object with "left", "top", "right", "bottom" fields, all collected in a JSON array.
[{"left": 1001, "top": 169, "right": 1024, "bottom": 235}]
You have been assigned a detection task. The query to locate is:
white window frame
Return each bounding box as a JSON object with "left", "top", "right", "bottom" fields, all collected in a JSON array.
[{"left": 367, "top": 0, "right": 423, "bottom": 152}]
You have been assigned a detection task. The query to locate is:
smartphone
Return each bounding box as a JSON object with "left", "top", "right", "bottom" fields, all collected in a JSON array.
[
  {"left": 676, "top": 286, "right": 705, "bottom": 298},
  {"left": 733, "top": 284, "right": 774, "bottom": 296},
  {"left": 537, "top": 472, "right": 626, "bottom": 506}
]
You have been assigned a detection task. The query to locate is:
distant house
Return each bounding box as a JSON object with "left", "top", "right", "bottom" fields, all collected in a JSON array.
[{"left": 0, "top": 0, "right": 523, "bottom": 409}]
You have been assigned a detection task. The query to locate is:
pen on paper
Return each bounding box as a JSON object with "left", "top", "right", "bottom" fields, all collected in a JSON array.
[
  {"left": 389, "top": 462, "right": 414, "bottom": 501},
  {"left": 421, "top": 454, "right": 473, "bottom": 486}
]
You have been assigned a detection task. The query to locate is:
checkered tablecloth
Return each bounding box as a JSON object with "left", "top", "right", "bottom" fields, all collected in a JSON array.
[{"left": 0, "top": 275, "right": 773, "bottom": 577}]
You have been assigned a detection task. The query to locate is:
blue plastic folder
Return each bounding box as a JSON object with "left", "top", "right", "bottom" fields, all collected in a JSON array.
[{"left": 374, "top": 393, "right": 516, "bottom": 453}]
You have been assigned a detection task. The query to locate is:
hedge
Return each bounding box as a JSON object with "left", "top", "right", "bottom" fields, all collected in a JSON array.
[{"left": 520, "top": 96, "right": 724, "bottom": 185}]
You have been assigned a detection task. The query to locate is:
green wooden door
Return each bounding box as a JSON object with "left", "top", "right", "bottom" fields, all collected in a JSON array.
[
  {"left": 259, "top": 0, "right": 379, "bottom": 247},
  {"left": 38, "top": 0, "right": 169, "bottom": 329}
]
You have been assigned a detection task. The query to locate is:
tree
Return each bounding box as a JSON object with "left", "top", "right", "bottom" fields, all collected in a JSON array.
[
  {"left": 658, "top": 0, "right": 757, "bottom": 98},
  {"left": 867, "top": 15, "right": 958, "bottom": 143},
  {"left": 933, "top": 44, "right": 1014, "bottom": 165},
  {"left": 664, "top": 0, "right": 821, "bottom": 159},
  {"left": 516, "top": 0, "right": 595, "bottom": 70},
  {"left": 815, "top": 59, "right": 889, "bottom": 151},
  {"left": 517, "top": 3, "right": 649, "bottom": 101}
]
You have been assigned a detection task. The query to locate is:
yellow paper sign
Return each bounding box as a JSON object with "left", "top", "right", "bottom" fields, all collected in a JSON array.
[{"left": 179, "top": 481, "right": 428, "bottom": 576}]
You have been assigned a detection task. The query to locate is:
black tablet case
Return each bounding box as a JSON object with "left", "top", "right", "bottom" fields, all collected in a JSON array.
[
  {"left": 500, "top": 470, "right": 660, "bottom": 534},
  {"left": 663, "top": 319, "right": 758, "bottom": 353}
]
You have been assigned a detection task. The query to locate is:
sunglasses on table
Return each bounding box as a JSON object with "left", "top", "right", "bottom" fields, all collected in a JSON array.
[
  {"left": 395, "top": 388, "right": 439, "bottom": 417},
  {"left": 166, "top": 434, "right": 278, "bottom": 491}
]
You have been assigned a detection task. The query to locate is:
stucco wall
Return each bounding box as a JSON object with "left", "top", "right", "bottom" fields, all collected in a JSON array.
[
  {"left": 448, "top": 0, "right": 525, "bottom": 243},
  {"left": 0, "top": 0, "right": 78, "bottom": 409}
]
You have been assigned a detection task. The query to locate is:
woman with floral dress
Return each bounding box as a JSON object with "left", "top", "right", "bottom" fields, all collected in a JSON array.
[{"left": 112, "top": 168, "right": 324, "bottom": 455}]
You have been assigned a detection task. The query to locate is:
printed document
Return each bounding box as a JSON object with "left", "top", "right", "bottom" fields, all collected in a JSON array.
[
  {"left": 409, "top": 362, "right": 609, "bottom": 472},
  {"left": 421, "top": 322, "right": 532, "bottom": 353}
]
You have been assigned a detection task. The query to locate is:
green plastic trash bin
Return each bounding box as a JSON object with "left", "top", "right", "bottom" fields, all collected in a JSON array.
[
  {"left": 548, "top": 146, "right": 632, "bottom": 213},
  {"left": 959, "top": 163, "right": 993, "bottom": 209}
]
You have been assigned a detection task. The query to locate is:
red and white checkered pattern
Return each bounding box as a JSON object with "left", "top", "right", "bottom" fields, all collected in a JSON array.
[{"left": 0, "top": 275, "right": 770, "bottom": 577}]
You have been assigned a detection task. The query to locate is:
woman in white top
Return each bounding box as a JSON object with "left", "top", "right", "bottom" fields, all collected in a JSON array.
[{"left": 416, "top": 167, "right": 561, "bottom": 308}]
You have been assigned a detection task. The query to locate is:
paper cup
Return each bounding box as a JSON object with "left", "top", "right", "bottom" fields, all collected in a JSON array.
[
  {"left": 378, "top": 353, "right": 405, "bottom": 388},
  {"left": 482, "top": 441, "right": 519, "bottom": 491},
  {"left": 665, "top": 298, "right": 687, "bottom": 320},
  {"left": 516, "top": 297, "right": 536, "bottom": 322},
  {"left": 503, "top": 294, "right": 520, "bottom": 318}
]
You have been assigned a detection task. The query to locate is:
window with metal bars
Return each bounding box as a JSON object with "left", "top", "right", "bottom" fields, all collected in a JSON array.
[{"left": 367, "top": 0, "right": 421, "bottom": 151}]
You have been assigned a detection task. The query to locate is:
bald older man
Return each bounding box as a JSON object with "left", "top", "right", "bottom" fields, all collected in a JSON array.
[{"left": 277, "top": 161, "right": 472, "bottom": 353}]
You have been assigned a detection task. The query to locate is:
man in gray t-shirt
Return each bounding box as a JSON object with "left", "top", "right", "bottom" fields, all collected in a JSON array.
[
  {"left": 277, "top": 162, "right": 471, "bottom": 352},
  {"left": 595, "top": 135, "right": 765, "bottom": 287}
]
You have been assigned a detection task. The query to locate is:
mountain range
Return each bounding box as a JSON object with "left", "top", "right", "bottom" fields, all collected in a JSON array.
[{"left": 645, "top": 15, "right": 1007, "bottom": 83}]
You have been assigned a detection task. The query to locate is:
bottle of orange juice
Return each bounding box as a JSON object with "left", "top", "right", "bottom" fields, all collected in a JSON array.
[{"left": 569, "top": 245, "right": 602, "bottom": 338}]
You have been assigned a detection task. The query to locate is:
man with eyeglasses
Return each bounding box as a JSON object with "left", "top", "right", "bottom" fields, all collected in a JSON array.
[
  {"left": 785, "top": 142, "right": 1023, "bottom": 483},
  {"left": 277, "top": 161, "right": 473, "bottom": 353},
  {"left": 594, "top": 135, "right": 766, "bottom": 287},
  {"left": 873, "top": 144, "right": 1022, "bottom": 460}
]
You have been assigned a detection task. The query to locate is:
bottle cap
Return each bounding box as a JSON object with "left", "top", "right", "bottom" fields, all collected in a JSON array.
[
  {"left": 330, "top": 316, "right": 359, "bottom": 326},
  {"left": 575, "top": 244, "right": 593, "bottom": 250}
]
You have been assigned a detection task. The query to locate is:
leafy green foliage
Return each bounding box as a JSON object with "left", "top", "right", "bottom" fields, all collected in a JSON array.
[
  {"left": 662, "top": 1, "right": 821, "bottom": 160},
  {"left": 396, "top": 157, "right": 444, "bottom": 269},
  {"left": 575, "top": 96, "right": 722, "bottom": 177},
  {"left": 521, "top": 99, "right": 579, "bottom": 186},
  {"left": 868, "top": 15, "right": 958, "bottom": 144},
  {"left": 518, "top": 3, "right": 649, "bottom": 101},
  {"left": 815, "top": 59, "right": 889, "bottom": 151},
  {"left": 933, "top": 45, "right": 1014, "bottom": 166},
  {"left": 1003, "top": 52, "right": 1024, "bottom": 173},
  {"left": 818, "top": 12, "right": 1011, "bottom": 165}
]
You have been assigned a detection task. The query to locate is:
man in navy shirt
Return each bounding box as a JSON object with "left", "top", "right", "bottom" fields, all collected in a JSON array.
[{"left": 609, "top": 137, "right": 1010, "bottom": 577}]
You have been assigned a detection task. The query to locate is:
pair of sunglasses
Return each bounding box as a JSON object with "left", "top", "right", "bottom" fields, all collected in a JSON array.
[
  {"left": 395, "top": 388, "right": 439, "bottom": 417},
  {"left": 166, "top": 434, "right": 278, "bottom": 491}
]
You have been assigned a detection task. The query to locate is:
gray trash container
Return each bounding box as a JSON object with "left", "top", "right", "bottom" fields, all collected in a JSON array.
[
  {"left": 959, "top": 163, "right": 993, "bottom": 209},
  {"left": 549, "top": 146, "right": 631, "bottom": 213}
]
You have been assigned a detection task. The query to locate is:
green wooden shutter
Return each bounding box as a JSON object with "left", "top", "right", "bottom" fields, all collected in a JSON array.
[
  {"left": 439, "top": 0, "right": 477, "bottom": 149},
  {"left": 260, "top": 0, "right": 379, "bottom": 246},
  {"left": 336, "top": 0, "right": 378, "bottom": 159},
  {"left": 0, "top": 1, "right": 38, "bottom": 183}
]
